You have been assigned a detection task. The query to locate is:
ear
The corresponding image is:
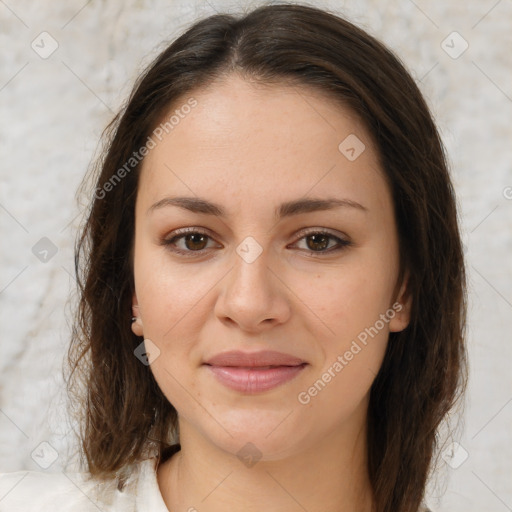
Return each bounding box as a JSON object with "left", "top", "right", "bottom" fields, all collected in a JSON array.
[
  {"left": 131, "top": 292, "right": 144, "bottom": 337},
  {"left": 388, "top": 270, "right": 412, "bottom": 333}
]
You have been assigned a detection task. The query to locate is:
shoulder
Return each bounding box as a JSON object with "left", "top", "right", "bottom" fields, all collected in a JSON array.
[
  {"left": 0, "top": 462, "right": 432, "bottom": 512},
  {"left": 0, "top": 458, "right": 165, "bottom": 512},
  {"left": 0, "top": 468, "right": 110, "bottom": 511}
]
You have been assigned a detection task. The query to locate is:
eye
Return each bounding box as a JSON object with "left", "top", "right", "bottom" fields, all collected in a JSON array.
[
  {"left": 161, "top": 228, "right": 218, "bottom": 256},
  {"left": 290, "top": 229, "right": 352, "bottom": 255},
  {"left": 161, "top": 227, "right": 351, "bottom": 257}
]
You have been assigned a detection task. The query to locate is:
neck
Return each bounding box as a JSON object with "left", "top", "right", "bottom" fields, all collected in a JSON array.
[{"left": 157, "top": 412, "right": 375, "bottom": 512}]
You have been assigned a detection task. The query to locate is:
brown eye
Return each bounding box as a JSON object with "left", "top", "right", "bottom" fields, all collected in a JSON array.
[
  {"left": 182, "top": 233, "right": 209, "bottom": 251},
  {"left": 162, "top": 229, "right": 218, "bottom": 255},
  {"left": 162, "top": 228, "right": 351, "bottom": 258},
  {"left": 305, "top": 233, "right": 330, "bottom": 251},
  {"left": 293, "top": 230, "right": 351, "bottom": 254}
]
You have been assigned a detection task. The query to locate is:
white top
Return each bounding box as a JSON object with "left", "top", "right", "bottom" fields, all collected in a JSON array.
[
  {"left": 0, "top": 458, "right": 433, "bottom": 511},
  {"left": 0, "top": 457, "right": 169, "bottom": 512}
]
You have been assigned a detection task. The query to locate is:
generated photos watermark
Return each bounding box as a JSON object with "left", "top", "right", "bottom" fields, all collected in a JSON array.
[
  {"left": 297, "top": 301, "right": 403, "bottom": 405},
  {"left": 94, "top": 97, "right": 198, "bottom": 200}
]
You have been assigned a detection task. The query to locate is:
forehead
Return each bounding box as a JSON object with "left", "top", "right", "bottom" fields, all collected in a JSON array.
[{"left": 137, "top": 75, "right": 388, "bottom": 215}]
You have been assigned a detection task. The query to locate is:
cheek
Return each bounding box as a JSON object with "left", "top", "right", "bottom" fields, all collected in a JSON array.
[
  {"left": 293, "top": 254, "right": 395, "bottom": 387},
  {"left": 297, "top": 261, "right": 395, "bottom": 340},
  {"left": 148, "top": 355, "right": 212, "bottom": 433},
  {"left": 135, "top": 248, "right": 208, "bottom": 334},
  {"left": 133, "top": 247, "right": 220, "bottom": 388},
  {"left": 296, "top": 268, "right": 392, "bottom": 419}
]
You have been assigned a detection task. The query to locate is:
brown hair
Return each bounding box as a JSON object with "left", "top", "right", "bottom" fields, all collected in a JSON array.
[{"left": 66, "top": 3, "right": 468, "bottom": 511}]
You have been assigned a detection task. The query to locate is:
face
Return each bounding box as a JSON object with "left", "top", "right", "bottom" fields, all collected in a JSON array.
[{"left": 131, "top": 75, "right": 411, "bottom": 460}]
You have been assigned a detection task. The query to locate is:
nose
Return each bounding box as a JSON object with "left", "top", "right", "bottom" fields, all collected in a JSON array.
[{"left": 214, "top": 242, "right": 292, "bottom": 333}]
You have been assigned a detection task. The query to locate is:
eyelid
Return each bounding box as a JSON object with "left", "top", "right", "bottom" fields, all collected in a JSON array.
[
  {"left": 292, "top": 226, "right": 347, "bottom": 241},
  {"left": 164, "top": 226, "right": 347, "bottom": 242}
]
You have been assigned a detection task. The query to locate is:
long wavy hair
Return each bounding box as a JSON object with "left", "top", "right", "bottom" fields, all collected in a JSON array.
[{"left": 66, "top": 3, "right": 468, "bottom": 512}]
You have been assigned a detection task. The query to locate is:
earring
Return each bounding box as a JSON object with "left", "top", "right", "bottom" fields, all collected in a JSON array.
[{"left": 131, "top": 316, "right": 137, "bottom": 323}]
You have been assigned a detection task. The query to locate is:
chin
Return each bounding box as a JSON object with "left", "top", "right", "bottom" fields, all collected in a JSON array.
[{"left": 198, "top": 408, "right": 313, "bottom": 462}]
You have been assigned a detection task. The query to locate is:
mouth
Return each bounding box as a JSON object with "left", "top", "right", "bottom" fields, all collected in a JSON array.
[{"left": 203, "top": 350, "right": 308, "bottom": 393}]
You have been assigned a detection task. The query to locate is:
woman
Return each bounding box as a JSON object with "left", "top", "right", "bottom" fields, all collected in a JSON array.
[{"left": 0, "top": 3, "right": 467, "bottom": 511}]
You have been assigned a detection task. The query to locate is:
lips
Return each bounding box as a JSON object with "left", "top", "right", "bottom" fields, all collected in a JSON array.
[
  {"left": 204, "top": 350, "right": 305, "bottom": 367},
  {"left": 203, "top": 350, "right": 307, "bottom": 393}
]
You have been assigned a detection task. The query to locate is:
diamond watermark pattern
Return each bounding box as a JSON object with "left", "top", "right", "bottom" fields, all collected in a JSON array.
[
  {"left": 442, "top": 441, "right": 469, "bottom": 469},
  {"left": 236, "top": 442, "right": 262, "bottom": 468},
  {"left": 31, "top": 31, "right": 59, "bottom": 59},
  {"left": 32, "top": 237, "right": 58, "bottom": 263},
  {"left": 134, "top": 339, "right": 161, "bottom": 366},
  {"left": 338, "top": 134, "right": 366, "bottom": 161},
  {"left": 31, "top": 441, "right": 59, "bottom": 469},
  {"left": 441, "top": 32, "right": 469, "bottom": 59},
  {"left": 236, "top": 236, "right": 263, "bottom": 264}
]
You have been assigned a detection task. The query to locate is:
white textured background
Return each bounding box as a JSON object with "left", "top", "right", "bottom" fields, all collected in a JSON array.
[{"left": 1, "top": 1, "right": 511, "bottom": 511}]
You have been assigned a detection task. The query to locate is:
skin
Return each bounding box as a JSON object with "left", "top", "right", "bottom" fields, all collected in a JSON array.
[{"left": 131, "top": 74, "right": 411, "bottom": 512}]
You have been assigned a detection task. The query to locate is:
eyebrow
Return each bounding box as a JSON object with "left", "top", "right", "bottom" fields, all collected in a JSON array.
[{"left": 147, "top": 195, "right": 368, "bottom": 219}]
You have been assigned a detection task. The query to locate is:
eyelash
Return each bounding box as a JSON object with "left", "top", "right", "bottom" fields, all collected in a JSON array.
[{"left": 161, "top": 227, "right": 352, "bottom": 258}]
